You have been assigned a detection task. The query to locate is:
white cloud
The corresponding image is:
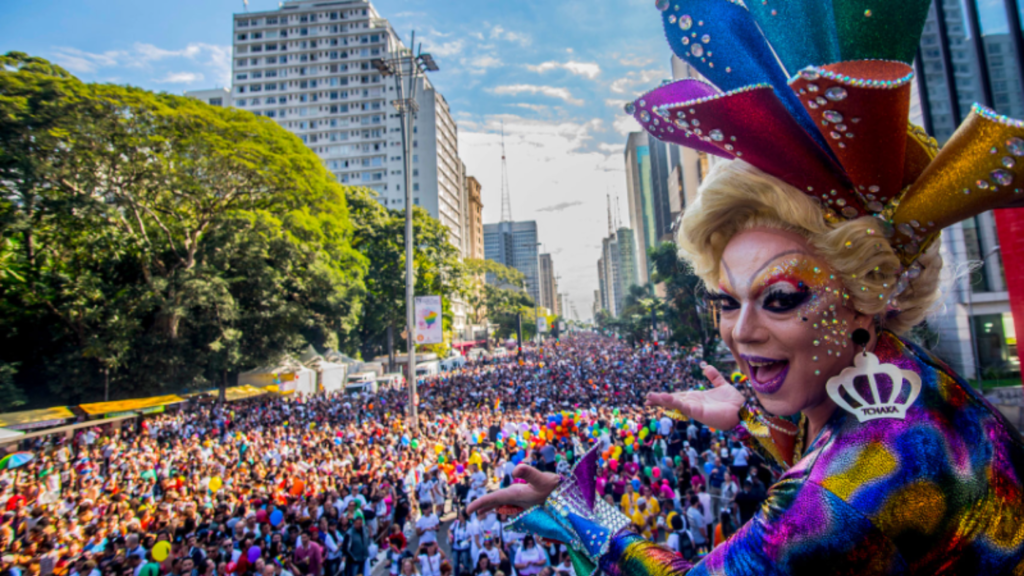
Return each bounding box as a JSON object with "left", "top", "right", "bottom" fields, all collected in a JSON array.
[
  {"left": 154, "top": 71, "right": 204, "bottom": 84},
  {"left": 489, "top": 24, "right": 531, "bottom": 46},
  {"left": 598, "top": 142, "right": 625, "bottom": 154},
  {"left": 461, "top": 54, "right": 503, "bottom": 74},
  {"left": 512, "top": 103, "right": 551, "bottom": 113},
  {"left": 609, "top": 69, "right": 665, "bottom": 95},
  {"left": 613, "top": 114, "right": 642, "bottom": 137},
  {"left": 425, "top": 39, "right": 465, "bottom": 58},
  {"left": 459, "top": 115, "right": 627, "bottom": 320},
  {"left": 50, "top": 47, "right": 125, "bottom": 73},
  {"left": 605, "top": 98, "right": 630, "bottom": 110},
  {"left": 526, "top": 60, "right": 601, "bottom": 80},
  {"left": 51, "top": 42, "right": 231, "bottom": 86},
  {"left": 489, "top": 84, "right": 584, "bottom": 106}
]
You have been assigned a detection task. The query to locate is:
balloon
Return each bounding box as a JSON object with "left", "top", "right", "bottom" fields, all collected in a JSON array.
[
  {"left": 411, "top": 439, "right": 419, "bottom": 449},
  {"left": 639, "top": 429, "right": 648, "bottom": 440},
  {"left": 644, "top": 466, "right": 652, "bottom": 477},
  {"left": 227, "top": 563, "right": 237, "bottom": 574},
  {"left": 631, "top": 479, "right": 641, "bottom": 491},
  {"left": 334, "top": 437, "right": 342, "bottom": 445},
  {"left": 209, "top": 477, "right": 223, "bottom": 492},
  {"left": 290, "top": 480, "right": 304, "bottom": 496},
  {"left": 652, "top": 467, "right": 661, "bottom": 478},
  {"left": 625, "top": 444, "right": 634, "bottom": 454},
  {"left": 496, "top": 441, "right": 504, "bottom": 449},
  {"left": 435, "top": 444, "right": 444, "bottom": 454},
  {"left": 270, "top": 509, "right": 284, "bottom": 526},
  {"left": 152, "top": 542, "right": 171, "bottom": 562},
  {"left": 247, "top": 546, "right": 261, "bottom": 563},
  {"left": 456, "top": 464, "right": 465, "bottom": 474},
  {"left": 401, "top": 436, "right": 410, "bottom": 446},
  {"left": 256, "top": 509, "right": 268, "bottom": 524},
  {"left": 674, "top": 456, "right": 682, "bottom": 466}
]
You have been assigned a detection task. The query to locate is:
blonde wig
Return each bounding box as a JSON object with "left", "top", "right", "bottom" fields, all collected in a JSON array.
[{"left": 678, "top": 160, "right": 943, "bottom": 335}]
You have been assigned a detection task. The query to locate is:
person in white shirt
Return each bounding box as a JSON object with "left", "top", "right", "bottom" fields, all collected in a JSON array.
[
  {"left": 449, "top": 509, "right": 473, "bottom": 576},
  {"left": 554, "top": 551, "right": 576, "bottom": 576},
  {"left": 658, "top": 416, "right": 673, "bottom": 438},
  {"left": 418, "top": 542, "right": 446, "bottom": 576},
  {"left": 466, "top": 464, "right": 487, "bottom": 504},
  {"left": 415, "top": 504, "right": 440, "bottom": 546},
  {"left": 513, "top": 535, "right": 547, "bottom": 576},
  {"left": 418, "top": 474, "right": 437, "bottom": 508}
]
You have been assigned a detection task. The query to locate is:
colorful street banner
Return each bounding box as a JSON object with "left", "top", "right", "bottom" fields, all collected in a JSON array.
[{"left": 415, "top": 295, "right": 443, "bottom": 345}]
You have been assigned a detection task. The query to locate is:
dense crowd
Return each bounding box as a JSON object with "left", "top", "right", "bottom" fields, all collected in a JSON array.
[{"left": 0, "top": 335, "right": 772, "bottom": 576}]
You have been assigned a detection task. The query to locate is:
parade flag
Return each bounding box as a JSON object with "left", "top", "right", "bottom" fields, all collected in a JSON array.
[{"left": 414, "top": 296, "right": 443, "bottom": 344}]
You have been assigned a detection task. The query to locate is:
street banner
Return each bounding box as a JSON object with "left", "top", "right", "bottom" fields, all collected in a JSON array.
[
  {"left": 414, "top": 296, "right": 443, "bottom": 344},
  {"left": 539, "top": 317, "right": 549, "bottom": 333}
]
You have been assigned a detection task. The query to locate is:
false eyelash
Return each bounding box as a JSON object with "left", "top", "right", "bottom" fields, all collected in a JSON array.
[{"left": 703, "top": 292, "right": 734, "bottom": 302}]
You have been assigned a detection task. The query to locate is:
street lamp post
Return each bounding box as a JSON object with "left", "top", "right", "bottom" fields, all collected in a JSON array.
[{"left": 372, "top": 33, "right": 439, "bottom": 435}]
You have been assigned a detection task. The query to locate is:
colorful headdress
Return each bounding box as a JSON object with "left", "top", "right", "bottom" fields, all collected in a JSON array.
[{"left": 629, "top": 0, "right": 1024, "bottom": 267}]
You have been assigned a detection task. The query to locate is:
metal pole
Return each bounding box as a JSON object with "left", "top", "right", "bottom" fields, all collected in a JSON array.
[
  {"left": 516, "top": 312, "right": 523, "bottom": 357},
  {"left": 396, "top": 33, "right": 420, "bottom": 435}
]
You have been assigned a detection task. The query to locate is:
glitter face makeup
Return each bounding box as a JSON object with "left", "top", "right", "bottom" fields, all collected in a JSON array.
[{"left": 715, "top": 228, "right": 866, "bottom": 420}]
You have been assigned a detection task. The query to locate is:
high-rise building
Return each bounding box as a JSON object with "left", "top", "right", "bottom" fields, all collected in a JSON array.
[
  {"left": 483, "top": 221, "right": 540, "bottom": 303},
  {"left": 230, "top": 0, "right": 465, "bottom": 247},
  {"left": 597, "top": 259, "right": 608, "bottom": 313},
  {"left": 913, "top": 0, "right": 1021, "bottom": 381},
  {"left": 464, "top": 176, "right": 484, "bottom": 260},
  {"left": 615, "top": 227, "right": 640, "bottom": 296},
  {"left": 625, "top": 132, "right": 657, "bottom": 284},
  {"left": 538, "top": 253, "right": 558, "bottom": 314},
  {"left": 595, "top": 226, "right": 640, "bottom": 318},
  {"left": 184, "top": 87, "right": 231, "bottom": 107}
]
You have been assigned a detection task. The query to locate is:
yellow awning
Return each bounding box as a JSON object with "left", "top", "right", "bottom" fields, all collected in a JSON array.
[
  {"left": 225, "top": 385, "right": 270, "bottom": 402},
  {"left": 264, "top": 385, "right": 294, "bottom": 396},
  {"left": 79, "top": 395, "right": 185, "bottom": 416},
  {"left": 0, "top": 407, "right": 75, "bottom": 430}
]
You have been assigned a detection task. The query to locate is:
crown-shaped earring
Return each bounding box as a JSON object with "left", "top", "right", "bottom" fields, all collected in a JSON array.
[{"left": 825, "top": 329, "right": 922, "bottom": 423}]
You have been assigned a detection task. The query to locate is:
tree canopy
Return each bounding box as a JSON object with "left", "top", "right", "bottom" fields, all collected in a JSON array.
[{"left": 0, "top": 53, "right": 368, "bottom": 404}]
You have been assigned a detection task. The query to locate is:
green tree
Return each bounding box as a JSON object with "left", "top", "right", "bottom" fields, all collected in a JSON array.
[
  {"left": 0, "top": 53, "right": 365, "bottom": 403},
  {"left": 348, "top": 190, "right": 463, "bottom": 363},
  {"left": 649, "top": 242, "right": 721, "bottom": 360}
]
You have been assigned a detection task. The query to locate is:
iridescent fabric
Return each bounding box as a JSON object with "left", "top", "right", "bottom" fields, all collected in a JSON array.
[{"left": 596, "top": 332, "right": 1024, "bottom": 574}]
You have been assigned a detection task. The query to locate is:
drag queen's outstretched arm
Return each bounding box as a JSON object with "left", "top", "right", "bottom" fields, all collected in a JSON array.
[{"left": 468, "top": 370, "right": 903, "bottom": 576}]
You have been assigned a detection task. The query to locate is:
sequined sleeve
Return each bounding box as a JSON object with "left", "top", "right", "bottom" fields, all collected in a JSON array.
[{"left": 599, "top": 479, "right": 903, "bottom": 576}]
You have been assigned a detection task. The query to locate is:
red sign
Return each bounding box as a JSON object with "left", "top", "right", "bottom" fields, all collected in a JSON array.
[{"left": 994, "top": 208, "right": 1024, "bottom": 387}]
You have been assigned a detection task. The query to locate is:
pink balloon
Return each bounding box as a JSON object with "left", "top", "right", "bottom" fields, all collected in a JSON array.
[{"left": 652, "top": 467, "right": 661, "bottom": 478}]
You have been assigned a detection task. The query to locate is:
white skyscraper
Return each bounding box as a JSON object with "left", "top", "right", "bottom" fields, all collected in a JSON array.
[{"left": 230, "top": 0, "right": 464, "bottom": 248}]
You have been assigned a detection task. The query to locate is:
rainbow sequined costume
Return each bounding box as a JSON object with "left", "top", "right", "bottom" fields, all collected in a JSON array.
[{"left": 509, "top": 332, "right": 1024, "bottom": 574}]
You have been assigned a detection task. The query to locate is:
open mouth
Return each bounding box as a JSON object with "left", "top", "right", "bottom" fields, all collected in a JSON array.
[{"left": 742, "top": 355, "right": 789, "bottom": 394}]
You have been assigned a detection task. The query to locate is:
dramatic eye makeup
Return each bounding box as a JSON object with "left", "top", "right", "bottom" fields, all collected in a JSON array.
[
  {"left": 761, "top": 284, "right": 811, "bottom": 313},
  {"left": 705, "top": 292, "right": 740, "bottom": 311}
]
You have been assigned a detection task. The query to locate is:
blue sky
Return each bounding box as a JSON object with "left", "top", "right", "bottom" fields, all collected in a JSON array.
[{"left": 1, "top": 0, "right": 672, "bottom": 319}]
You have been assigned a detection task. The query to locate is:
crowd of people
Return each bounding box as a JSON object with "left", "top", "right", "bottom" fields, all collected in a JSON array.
[{"left": 0, "top": 335, "right": 772, "bottom": 576}]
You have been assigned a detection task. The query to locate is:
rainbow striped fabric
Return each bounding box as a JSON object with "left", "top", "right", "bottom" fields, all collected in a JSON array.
[{"left": 600, "top": 332, "right": 1024, "bottom": 575}]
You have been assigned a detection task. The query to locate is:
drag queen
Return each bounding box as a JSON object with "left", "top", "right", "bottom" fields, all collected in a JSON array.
[{"left": 468, "top": 0, "right": 1024, "bottom": 574}]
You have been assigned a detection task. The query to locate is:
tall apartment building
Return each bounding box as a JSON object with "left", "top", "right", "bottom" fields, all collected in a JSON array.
[
  {"left": 184, "top": 87, "right": 231, "bottom": 107},
  {"left": 538, "top": 253, "right": 558, "bottom": 315},
  {"left": 230, "top": 0, "right": 465, "bottom": 247},
  {"left": 913, "top": 0, "right": 1021, "bottom": 381},
  {"left": 483, "top": 221, "right": 540, "bottom": 304},
  {"left": 464, "top": 176, "right": 484, "bottom": 260}
]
